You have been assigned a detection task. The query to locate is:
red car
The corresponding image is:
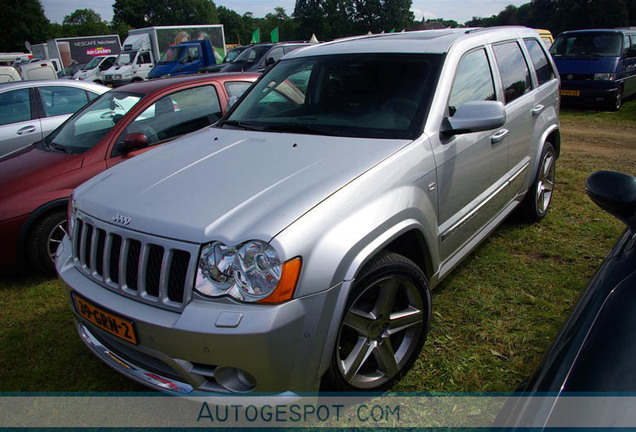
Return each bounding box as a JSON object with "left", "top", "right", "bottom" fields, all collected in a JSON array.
[{"left": 0, "top": 73, "right": 258, "bottom": 274}]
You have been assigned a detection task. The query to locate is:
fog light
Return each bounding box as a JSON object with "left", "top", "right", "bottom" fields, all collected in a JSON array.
[{"left": 214, "top": 367, "right": 257, "bottom": 392}]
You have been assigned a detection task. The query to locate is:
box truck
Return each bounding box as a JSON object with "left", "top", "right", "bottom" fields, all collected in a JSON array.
[{"left": 103, "top": 25, "right": 225, "bottom": 87}]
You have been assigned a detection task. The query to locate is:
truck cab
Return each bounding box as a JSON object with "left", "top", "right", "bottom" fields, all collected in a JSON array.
[
  {"left": 148, "top": 39, "right": 217, "bottom": 79},
  {"left": 74, "top": 55, "right": 117, "bottom": 83},
  {"left": 103, "top": 34, "right": 154, "bottom": 87}
]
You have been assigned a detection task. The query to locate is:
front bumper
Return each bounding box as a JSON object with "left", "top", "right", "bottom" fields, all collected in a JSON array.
[
  {"left": 56, "top": 236, "right": 340, "bottom": 394},
  {"left": 103, "top": 76, "right": 134, "bottom": 87},
  {"left": 559, "top": 82, "right": 619, "bottom": 106}
]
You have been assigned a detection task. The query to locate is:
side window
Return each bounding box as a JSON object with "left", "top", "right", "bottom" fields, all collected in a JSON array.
[
  {"left": 137, "top": 52, "right": 152, "bottom": 64},
  {"left": 448, "top": 49, "right": 495, "bottom": 116},
  {"left": 493, "top": 42, "right": 532, "bottom": 104},
  {"left": 225, "top": 81, "right": 253, "bottom": 99},
  {"left": 0, "top": 88, "right": 32, "bottom": 125},
  {"left": 524, "top": 39, "right": 555, "bottom": 86},
  {"left": 187, "top": 46, "right": 200, "bottom": 62},
  {"left": 113, "top": 85, "right": 221, "bottom": 156},
  {"left": 39, "top": 86, "right": 89, "bottom": 117}
]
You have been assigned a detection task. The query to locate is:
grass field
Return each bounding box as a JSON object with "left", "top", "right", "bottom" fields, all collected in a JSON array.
[{"left": 1, "top": 100, "right": 635, "bottom": 393}]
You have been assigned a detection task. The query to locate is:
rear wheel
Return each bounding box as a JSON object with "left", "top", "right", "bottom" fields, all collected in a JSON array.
[
  {"left": 520, "top": 142, "right": 556, "bottom": 222},
  {"left": 27, "top": 210, "right": 68, "bottom": 276},
  {"left": 324, "top": 251, "right": 431, "bottom": 391}
]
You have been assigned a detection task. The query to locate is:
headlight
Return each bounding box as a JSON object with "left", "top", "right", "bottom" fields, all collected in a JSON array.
[
  {"left": 113, "top": 74, "right": 121, "bottom": 80},
  {"left": 67, "top": 197, "right": 77, "bottom": 236},
  {"left": 594, "top": 73, "right": 615, "bottom": 81},
  {"left": 195, "top": 240, "right": 301, "bottom": 303}
]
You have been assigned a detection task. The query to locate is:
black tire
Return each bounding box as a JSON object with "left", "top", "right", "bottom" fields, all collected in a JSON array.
[
  {"left": 27, "top": 210, "right": 68, "bottom": 276},
  {"left": 94, "top": 80, "right": 103, "bottom": 84},
  {"left": 520, "top": 142, "right": 556, "bottom": 222},
  {"left": 323, "top": 250, "right": 431, "bottom": 391},
  {"left": 609, "top": 86, "right": 623, "bottom": 112}
]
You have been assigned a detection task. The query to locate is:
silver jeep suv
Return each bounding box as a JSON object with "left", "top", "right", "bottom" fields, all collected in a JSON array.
[{"left": 57, "top": 27, "right": 560, "bottom": 394}]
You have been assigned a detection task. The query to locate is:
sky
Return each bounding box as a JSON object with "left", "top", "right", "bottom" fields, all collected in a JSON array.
[{"left": 40, "top": 0, "right": 529, "bottom": 27}]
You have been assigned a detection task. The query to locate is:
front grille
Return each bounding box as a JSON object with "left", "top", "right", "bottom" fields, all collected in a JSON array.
[{"left": 72, "top": 214, "right": 198, "bottom": 312}]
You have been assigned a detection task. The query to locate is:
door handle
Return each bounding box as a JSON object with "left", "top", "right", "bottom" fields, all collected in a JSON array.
[
  {"left": 17, "top": 125, "right": 37, "bottom": 135},
  {"left": 531, "top": 104, "right": 544, "bottom": 116},
  {"left": 491, "top": 129, "right": 509, "bottom": 144}
]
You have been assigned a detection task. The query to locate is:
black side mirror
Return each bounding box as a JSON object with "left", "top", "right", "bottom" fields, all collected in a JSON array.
[
  {"left": 265, "top": 57, "right": 276, "bottom": 66},
  {"left": 627, "top": 47, "right": 636, "bottom": 58},
  {"left": 118, "top": 133, "right": 149, "bottom": 154},
  {"left": 586, "top": 170, "right": 636, "bottom": 232}
]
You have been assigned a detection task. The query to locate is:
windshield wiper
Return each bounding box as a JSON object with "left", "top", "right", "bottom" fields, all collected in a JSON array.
[
  {"left": 260, "top": 123, "right": 341, "bottom": 136},
  {"left": 48, "top": 142, "right": 72, "bottom": 154},
  {"left": 221, "top": 120, "right": 266, "bottom": 131}
]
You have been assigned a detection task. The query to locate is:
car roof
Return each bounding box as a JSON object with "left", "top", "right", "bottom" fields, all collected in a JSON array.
[
  {"left": 0, "top": 79, "right": 109, "bottom": 92},
  {"left": 284, "top": 27, "right": 540, "bottom": 58},
  {"left": 114, "top": 72, "right": 260, "bottom": 94},
  {"left": 557, "top": 28, "right": 636, "bottom": 36}
]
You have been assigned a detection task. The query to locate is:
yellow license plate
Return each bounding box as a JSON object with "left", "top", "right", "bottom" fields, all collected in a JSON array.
[
  {"left": 72, "top": 293, "right": 137, "bottom": 344},
  {"left": 560, "top": 90, "right": 580, "bottom": 96}
]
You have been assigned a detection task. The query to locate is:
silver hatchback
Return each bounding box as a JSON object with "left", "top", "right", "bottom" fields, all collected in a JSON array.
[
  {"left": 0, "top": 80, "right": 109, "bottom": 158},
  {"left": 57, "top": 27, "right": 560, "bottom": 394}
]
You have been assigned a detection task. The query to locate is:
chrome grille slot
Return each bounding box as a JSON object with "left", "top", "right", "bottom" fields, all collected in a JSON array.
[{"left": 71, "top": 213, "right": 198, "bottom": 312}]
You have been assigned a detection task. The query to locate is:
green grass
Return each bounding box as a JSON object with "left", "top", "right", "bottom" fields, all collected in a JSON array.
[{"left": 1, "top": 99, "right": 635, "bottom": 392}]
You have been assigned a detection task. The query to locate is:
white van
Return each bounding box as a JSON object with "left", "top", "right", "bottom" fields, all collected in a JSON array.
[
  {"left": 20, "top": 60, "right": 57, "bottom": 80},
  {"left": 0, "top": 66, "right": 21, "bottom": 83},
  {"left": 73, "top": 55, "right": 117, "bottom": 83}
]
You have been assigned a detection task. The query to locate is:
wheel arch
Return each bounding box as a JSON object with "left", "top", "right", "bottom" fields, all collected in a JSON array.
[{"left": 17, "top": 198, "right": 69, "bottom": 261}]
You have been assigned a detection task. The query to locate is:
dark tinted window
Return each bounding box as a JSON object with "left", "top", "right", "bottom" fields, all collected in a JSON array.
[
  {"left": 0, "top": 88, "right": 31, "bottom": 125},
  {"left": 493, "top": 42, "right": 531, "bottom": 104},
  {"left": 524, "top": 39, "right": 555, "bottom": 86},
  {"left": 448, "top": 49, "right": 495, "bottom": 116},
  {"left": 551, "top": 33, "right": 623, "bottom": 57}
]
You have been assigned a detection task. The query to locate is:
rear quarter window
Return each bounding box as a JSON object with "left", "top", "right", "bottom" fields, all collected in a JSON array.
[{"left": 524, "top": 38, "right": 556, "bottom": 86}]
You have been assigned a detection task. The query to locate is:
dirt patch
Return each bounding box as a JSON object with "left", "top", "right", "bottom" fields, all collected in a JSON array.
[{"left": 560, "top": 118, "right": 636, "bottom": 174}]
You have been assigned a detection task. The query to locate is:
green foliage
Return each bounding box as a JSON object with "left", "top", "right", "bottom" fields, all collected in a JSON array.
[
  {"left": 59, "top": 9, "right": 111, "bottom": 37},
  {"left": 0, "top": 0, "right": 49, "bottom": 50},
  {"left": 112, "top": 0, "right": 219, "bottom": 29}
]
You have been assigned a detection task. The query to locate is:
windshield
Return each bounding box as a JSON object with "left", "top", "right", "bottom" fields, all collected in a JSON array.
[
  {"left": 222, "top": 53, "right": 442, "bottom": 140},
  {"left": 233, "top": 45, "right": 272, "bottom": 63},
  {"left": 83, "top": 56, "right": 104, "bottom": 70},
  {"left": 116, "top": 52, "right": 134, "bottom": 66},
  {"left": 159, "top": 46, "right": 185, "bottom": 64},
  {"left": 46, "top": 91, "right": 143, "bottom": 153},
  {"left": 551, "top": 33, "right": 623, "bottom": 57}
]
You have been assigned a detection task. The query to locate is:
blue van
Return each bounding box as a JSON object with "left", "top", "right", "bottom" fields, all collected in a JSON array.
[{"left": 550, "top": 29, "right": 636, "bottom": 110}]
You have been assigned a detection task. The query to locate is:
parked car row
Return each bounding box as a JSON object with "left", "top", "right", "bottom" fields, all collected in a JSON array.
[{"left": 0, "top": 72, "right": 259, "bottom": 275}]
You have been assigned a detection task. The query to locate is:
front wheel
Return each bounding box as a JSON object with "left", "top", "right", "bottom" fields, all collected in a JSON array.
[
  {"left": 323, "top": 251, "right": 431, "bottom": 391},
  {"left": 609, "top": 86, "right": 623, "bottom": 112},
  {"left": 27, "top": 210, "right": 68, "bottom": 276},
  {"left": 520, "top": 142, "right": 556, "bottom": 222}
]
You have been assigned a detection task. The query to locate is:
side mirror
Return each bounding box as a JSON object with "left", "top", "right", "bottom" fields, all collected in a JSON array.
[
  {"left": 586, "top": 170, "right": 636, "bottom": 232},
  {"left": 118, "top": 133, "right": 149, "bottom": 154},
  {"left": 265, "top": 57, "right": 276, "bottom": 66},
  {"left": 627, "top": 47, "right": 636, "bottom": 58},
  {"left": 442, "top": 101, "right": 506, "bottom": 136}
]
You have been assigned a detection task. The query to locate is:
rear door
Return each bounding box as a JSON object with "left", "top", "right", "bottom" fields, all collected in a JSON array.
[
  {"left": 36, "top": 85, "right": 96, "bottom": 138},
  {"left": 0, "top": 86, "right": 43, "bottom": 157},
  {"left": 435, "top": 47, "right": 510, "bottom": 261},
  {"left": 491, "top": 40, "right": 536, "bottom": 199}
]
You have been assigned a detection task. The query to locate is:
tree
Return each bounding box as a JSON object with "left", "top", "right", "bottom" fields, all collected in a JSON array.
[
  {"left": 0, "top": 0, "right": 49, "bottom": 50},
  {"left": 61, "top": 9, "right": 111, "bottom": 36},
  {"left": 352, "top": 0, "right": 413, "bottom": 34},
  {"left": 218, "top": 6, "right": 248, "bottom": 44},
  {"left": 113, "top": 0, "right": 218, "bottom": 28}
]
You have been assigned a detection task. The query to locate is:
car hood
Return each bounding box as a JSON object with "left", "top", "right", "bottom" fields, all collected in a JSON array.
[
  {"left": 76, "top": 127, "right": 408, "bottom": 244},
  {"left": 0, "top": 146, "right": 82, "bottom": 200},
  {"left": 554, "top": 57, "right": 619, "bottom": 75}
]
